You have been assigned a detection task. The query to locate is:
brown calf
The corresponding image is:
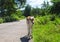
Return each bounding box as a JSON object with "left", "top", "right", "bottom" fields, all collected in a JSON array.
[{"left": 26, "top": 16, "right": 34, "bottom": 39}]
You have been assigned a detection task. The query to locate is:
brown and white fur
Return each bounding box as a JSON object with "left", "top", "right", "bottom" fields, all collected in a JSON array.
[{"left": 26, "top": 16, "right": 34, "bottom": 39}]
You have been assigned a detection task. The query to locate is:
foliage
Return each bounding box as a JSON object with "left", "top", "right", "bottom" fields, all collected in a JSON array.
[
  {"left": 0, "top": 0, "right": 16, "bottom": 17},
  {"left": 0, "top": 18, "right": 4, "bottom": 23},
  {"left": 31, "top": 8, "right": 41, "bottom": 17},
  {"left": 15, "top": 10, "right": 25, "bottom": 19},
  {"left": 10, "top": 14, "right": 20, "bottom": 21},
  {"left": 16, "top": 10, "right": 23, "bottom": 18},
  {"left": 41, "top": 1, "right": 50, "bottom": 14},
  {"left": 0, "top": 10, "right": 24, "bottom": 23},
  {"left": 32, "top": 1, "right": 60, "bottom": 42},
  {"left": 0, "top": 0, "right": 26, "bottom": 17},
  {"left": 0, "top": 0, "right": 26, "bottom": 23},
  {"left": 33, "top": 15, "right": 60, "bottom": 42},
  {"left": 3, "top": 14, "right": 20, "bottom": 22},
  {"left": 50, "top": 0, "right": 60, "bottom": 14},
  {"left": 18, "top": 0, "right": 26, "bottom": 7},
  {"left": 23, "top": 4, "right": 31, "bottom": 17},
  {"left": 51, "top": 0, "right": 60, "bottom": 2},
  {"left": 3, "top": 16, "right": 11, "bottom": 22},
  {"left": 30, "top": 1, "right": 51, "bottom": 17}
]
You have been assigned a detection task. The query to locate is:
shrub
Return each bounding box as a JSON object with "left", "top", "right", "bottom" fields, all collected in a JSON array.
[
  {"left": 50, "top": 15, "right": 55, "bottom": 21},
  {"left": 4, "top": 16, "right": 11, "bottom": 22},
  {"left": 0, "top": 18, "right": 4, "bottom": 23},
  {"left": 35, "top": 15, "right": 51, "bottom": 25},
  {"left": 33, "top": 15, "right": 60, "bottom": 42},
  {"left": 16, "top": 10, "right": 23, "bottom": 18},
  {"left": 3, "top": 14, "right": 20, "bottom": 22},
  {"left": 10, "top": 14, "right": 20, "bottom": 21},
  {"left": 54, "top": 17, "right": 60, "bottom": 25}
]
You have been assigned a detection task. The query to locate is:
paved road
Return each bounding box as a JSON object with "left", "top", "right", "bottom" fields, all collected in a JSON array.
[{"left": 0, "top": 19, "right": 32, "bottom": 42}]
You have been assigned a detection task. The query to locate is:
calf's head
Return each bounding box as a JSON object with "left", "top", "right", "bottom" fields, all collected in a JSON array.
[{"left": 27, "top": 16, "right": 34, "bottom": 24}]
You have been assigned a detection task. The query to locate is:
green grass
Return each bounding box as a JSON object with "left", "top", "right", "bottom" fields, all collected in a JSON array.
[{"left": 32, "top": 15, "right": 60, "bottom": 42}]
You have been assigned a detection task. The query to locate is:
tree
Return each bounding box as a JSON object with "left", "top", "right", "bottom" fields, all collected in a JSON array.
[
  {"left": 0, "top": 0, "right": 15, "bottom": 16},
  {"left": 41, "top": 1, "right": 47, "bottom": 9},
  {"left": 50, "top": 0, "right": 60, "bottom": 14},
  {"left": 0, "top": 0, "right": 26, "bottom": 17},
  {"left": 31, "top": 7, "right": 41, "bottom": 16},
  {"left": 15, "top": 0, "right": 26, "bottom": 8},
  {"left": 41, "top": 1, "right": 51, "bottom": 15},
  {"left": 23, "top": 4, "right": 31, "bottom": 17}
]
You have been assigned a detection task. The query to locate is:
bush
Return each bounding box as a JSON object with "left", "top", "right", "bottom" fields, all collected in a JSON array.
[
  {"left": 33, "top": 15, "right": 60, "bottom": 42},
  {"left": 54, "top": 17, "right": 60, "bottom": 25},
  {"left": 0, "top": 18, "right": 4, "bottom": 23},
  {"left": 10, "top": 14, "right": 20, "bottom": 21},
  {"left": 50, "top": 15, "right": 55, "bottom": 21},
  {"left": 35, "top": 15, "right": 51, "bottom": 25},
  {"left": 4, "top": 16, "right": 11, "bottom": 22},
  {"left": 16, "top": 10, "right": 23, "bottom": 18},
  {"left": 3, "top": 14, "right": 20, "bottom": 22}
]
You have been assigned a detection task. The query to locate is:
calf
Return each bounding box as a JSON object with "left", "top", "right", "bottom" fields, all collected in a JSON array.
[{"left": 26, "top": 16, "right": 34, "bottom": 39}]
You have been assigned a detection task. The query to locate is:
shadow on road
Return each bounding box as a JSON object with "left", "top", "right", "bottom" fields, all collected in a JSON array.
[{"left": 20, "top": 36, "right": 30, "bottom": 42}]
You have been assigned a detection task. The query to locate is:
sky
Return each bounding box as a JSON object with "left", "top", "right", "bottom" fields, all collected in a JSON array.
[
  {"left": 26, "top": 0, "right": 52, "bottom": 8},
  {"left": 20, "top": 0, "right": 52, "bottom": 10}
]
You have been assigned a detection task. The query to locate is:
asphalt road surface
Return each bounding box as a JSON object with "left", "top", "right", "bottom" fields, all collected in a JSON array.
[{"left": 0, "top": 19, "right": 32, "bottom": 42}]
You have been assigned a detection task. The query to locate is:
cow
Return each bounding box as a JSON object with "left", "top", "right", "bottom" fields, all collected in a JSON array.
[{"left": 26, "top": 16, "right": 34, "bottom": 39}]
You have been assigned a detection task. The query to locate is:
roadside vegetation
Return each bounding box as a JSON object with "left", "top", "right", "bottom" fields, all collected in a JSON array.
[
  {"left": 33, "top": 15, "right": 60, "bottom": 42},
  {"left": 0, "top": 0, "right": 26, "bottom": 23},
  {"left": 0, "top": 10, "right": 24, "bottom": 23},
  {"left": 0, "top": 0, "right": 60, "bottom": 42},
  {"left": 32, "top": 0, "right": 60, "bottom": 42}
]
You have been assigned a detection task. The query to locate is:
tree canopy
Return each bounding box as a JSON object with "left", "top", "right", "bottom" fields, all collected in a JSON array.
[
  {"left": 50, "top": 0, "right": 60, "bottom": 14},
  {"left": 23, "top": 4, "right": 31, "bottom": 17},
  {"left": 0, "top": 0, "right": 26, "bottom": 17}
]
